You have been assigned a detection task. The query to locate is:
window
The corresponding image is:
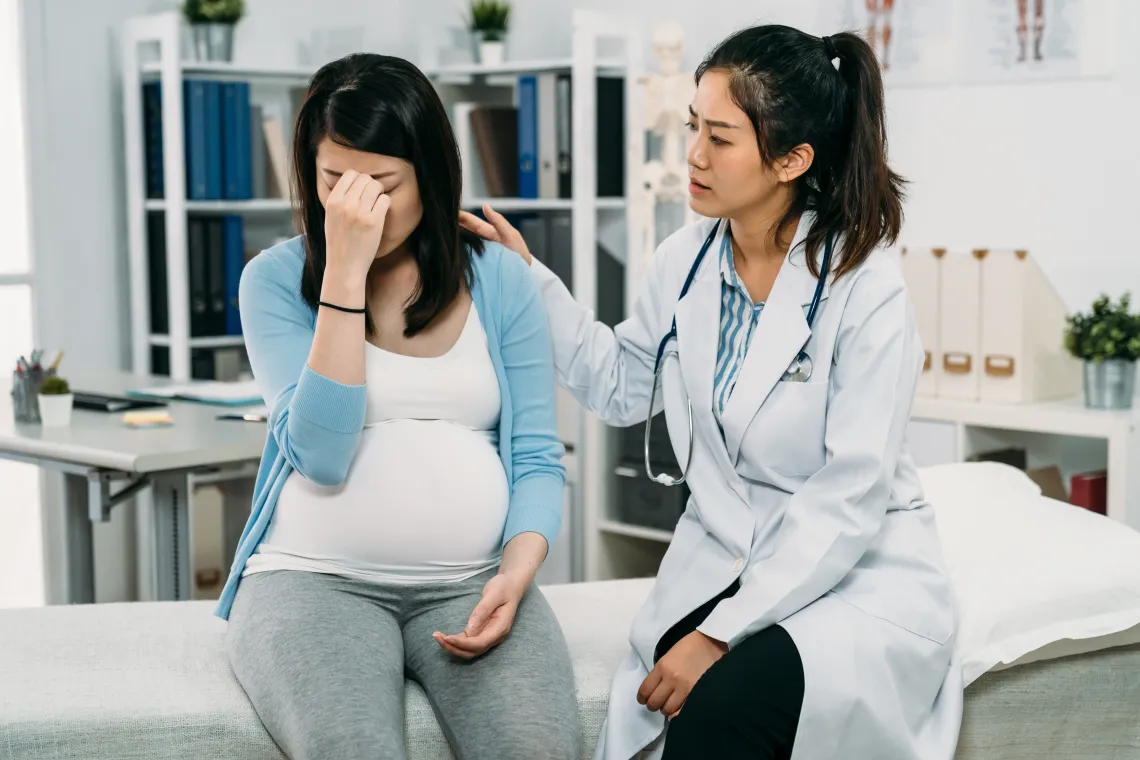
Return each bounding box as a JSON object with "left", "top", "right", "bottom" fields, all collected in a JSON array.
[{"left": 0, "top": 0, "right": 42, "bottom": 609}]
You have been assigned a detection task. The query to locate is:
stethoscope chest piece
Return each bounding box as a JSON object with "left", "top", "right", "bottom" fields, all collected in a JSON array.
[{"left": 784, "top": 350, "right": 814, "bottom": 383}]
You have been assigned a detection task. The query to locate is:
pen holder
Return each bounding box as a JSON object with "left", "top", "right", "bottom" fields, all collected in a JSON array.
[{"left": 11, "top": 368, "right": 51, "bottom": 423}]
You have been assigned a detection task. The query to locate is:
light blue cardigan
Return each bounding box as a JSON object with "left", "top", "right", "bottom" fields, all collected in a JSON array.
[{"left": 214, "top": 236, "right": 566, "bottom": 619}]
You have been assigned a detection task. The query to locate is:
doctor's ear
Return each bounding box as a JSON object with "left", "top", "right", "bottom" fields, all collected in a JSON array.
[{"left": 774, "top": 143, "right": 814, "bottom": 184}]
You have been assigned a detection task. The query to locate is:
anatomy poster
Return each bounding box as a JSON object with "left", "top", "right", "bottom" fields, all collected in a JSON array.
[
  {"left": 960, "top": 0, "right": 1085, "bottom": 81},
  {"left": 816, "top": 0, "right": 956, "bottom": 85}
]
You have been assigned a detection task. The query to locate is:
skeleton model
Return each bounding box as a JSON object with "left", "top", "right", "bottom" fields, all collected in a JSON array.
[
  {"left": 864, "top": 0, "right": 896, "bottom": 70},
  {"left": 1017, "top": 0, "right": 1046, "bottom": 62},
  {"left": 636, "top": 22, "right": 697, "bottom": 271}
]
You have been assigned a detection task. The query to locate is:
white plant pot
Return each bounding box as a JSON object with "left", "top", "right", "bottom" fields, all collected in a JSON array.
[
  {"left": 479, "top": 40, "right": 506, "bottom": 66},
  {"left": 38, "top": 393, "right": 73, "bottom": 428}
]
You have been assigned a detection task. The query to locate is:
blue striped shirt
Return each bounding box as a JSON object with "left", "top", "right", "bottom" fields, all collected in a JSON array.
[{"left": 714, "top": 229, "right": 765, "bottom": 419}]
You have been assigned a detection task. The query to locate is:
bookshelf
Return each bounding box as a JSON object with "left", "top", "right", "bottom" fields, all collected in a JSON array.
[{"left": 427, "top": 10, "right": 646, "bottom": 584}]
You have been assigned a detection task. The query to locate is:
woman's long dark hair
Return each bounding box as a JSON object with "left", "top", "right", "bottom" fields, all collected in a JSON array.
[
  {"left": 695, "top": 25, "right": 904, "bottom": 280},
  {"left": 292, "top": 53, "right": 483, "bottom": 337}
]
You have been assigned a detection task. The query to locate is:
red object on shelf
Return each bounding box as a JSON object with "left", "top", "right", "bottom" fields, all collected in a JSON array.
[{"left": 1070, "top": 471, "right": 1107, "bottom": 515}]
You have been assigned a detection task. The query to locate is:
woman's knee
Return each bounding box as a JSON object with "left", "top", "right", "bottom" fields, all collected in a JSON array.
[{"left": 476, "top": 715, "right": 581, "bottom": 760}]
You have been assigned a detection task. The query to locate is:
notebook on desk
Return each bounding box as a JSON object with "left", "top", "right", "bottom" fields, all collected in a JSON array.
[
  {"left": 126, "top": 380, "right": 263, "bottom": 407},
  {"left": 73, "top": 391, "right": 168, "bottom": 413}
]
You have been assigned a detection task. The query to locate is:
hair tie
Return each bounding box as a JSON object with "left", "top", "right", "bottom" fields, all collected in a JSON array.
[{"left": 822, "top": 35, "right": 840, "bottom": 70}]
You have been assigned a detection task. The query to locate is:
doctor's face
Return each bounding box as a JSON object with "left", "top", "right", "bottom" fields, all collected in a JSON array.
[{"left": 685, "top": 70, "right": 781, "bottom": 218}]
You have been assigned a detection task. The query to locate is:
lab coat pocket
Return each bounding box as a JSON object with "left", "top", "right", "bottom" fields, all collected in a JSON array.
[{"left": 740, "top": 380, "right": 828, "bottom": 477}]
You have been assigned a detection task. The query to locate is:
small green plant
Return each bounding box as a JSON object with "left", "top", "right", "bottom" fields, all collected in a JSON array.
[
  {"left": 1064, "top": 293, "right": 1140, "bottom": 363},
  {"left": 467, "top": 0, "right": 511, "bottom": 42},
  {"left": 40, "top": 375, "right": 70, "bottom": 395},
  {"left": 182, "top": 0, "right": 245, "bottom": 24}
]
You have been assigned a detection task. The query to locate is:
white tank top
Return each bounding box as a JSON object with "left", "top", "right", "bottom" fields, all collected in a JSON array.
[{"left": 243, "top": 303, "right": 510, "bottom": 584}]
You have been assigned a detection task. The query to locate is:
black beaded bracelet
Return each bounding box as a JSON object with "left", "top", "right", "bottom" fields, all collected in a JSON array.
[{"left": 319, "top": 300, "right": 366, "bottom": 314}]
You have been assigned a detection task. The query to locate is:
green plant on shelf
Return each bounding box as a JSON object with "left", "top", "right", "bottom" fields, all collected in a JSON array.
[
  {"left": 39, "top": 375, "right": 70, "bottom": 396},
  {"left": 182, "top": 0, "right": 245, "bottom": 24},
  {"left": 467, "top": 0, "right": 511, "bottom": 42},
  {"left": 1064, "top": 292, "right": 1140, "bottom": 363}
]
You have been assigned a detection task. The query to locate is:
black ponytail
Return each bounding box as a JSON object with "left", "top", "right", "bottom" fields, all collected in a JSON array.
[{"left": 695, "top": 25, "right": 905, "bottom": 280}]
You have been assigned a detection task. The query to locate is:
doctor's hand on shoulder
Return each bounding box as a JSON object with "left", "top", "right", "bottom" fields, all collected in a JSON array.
[
  {"left": 638, "top": 631, "right": 729, "bottom": 719},
  {"left": 459, "top": 204, "right": 532, "bottom": 266}
]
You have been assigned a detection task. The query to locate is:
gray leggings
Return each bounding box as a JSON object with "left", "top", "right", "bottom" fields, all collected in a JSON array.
[{"left": 225, "top": 568, "right": 581, "bottom": 760}]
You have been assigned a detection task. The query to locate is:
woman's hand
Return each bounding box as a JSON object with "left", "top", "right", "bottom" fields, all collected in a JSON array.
[
  {"left": 458, "top": 203, "right": 533, "bottom": 265},
  {"left": 433, "top": 572, "right": 528, "bottom": 659},
  {"left": 637, "top": 631, "right": 728, "bottom": 719},
  {"left": 432, "top": 532, "right": 547, "bottom": 659},
  {"left": 324, "top": 169, "right": 391, "bottom": 281}
]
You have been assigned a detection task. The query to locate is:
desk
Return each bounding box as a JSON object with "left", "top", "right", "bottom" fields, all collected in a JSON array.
[{"left": 0, "top": 371, "right": 266, "bottom": 603}]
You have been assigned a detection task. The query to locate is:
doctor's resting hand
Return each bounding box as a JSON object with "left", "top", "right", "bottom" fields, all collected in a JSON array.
[
  {"left": 638, "top": 631, "right": 729, "bottom": 719},
  {"left": 459, "top": 205, "right": 532, "bottom": 265}
]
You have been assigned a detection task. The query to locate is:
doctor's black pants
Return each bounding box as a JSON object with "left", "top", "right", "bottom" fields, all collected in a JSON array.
[{"left": 655, "top": 580, "right": 805, "bottom": 760}]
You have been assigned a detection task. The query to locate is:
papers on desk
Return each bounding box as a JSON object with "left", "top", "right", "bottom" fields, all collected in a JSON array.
[
  {"left": 217, "top": 405, "right": 268, "bottom": 422},
  {"left": 127, "top": 380, "right": 264, "bottom": 407}
]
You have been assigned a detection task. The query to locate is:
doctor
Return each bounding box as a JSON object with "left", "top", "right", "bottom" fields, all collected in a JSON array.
[{"left": 461, "top": 24, "right": 962, "bottom": 760}]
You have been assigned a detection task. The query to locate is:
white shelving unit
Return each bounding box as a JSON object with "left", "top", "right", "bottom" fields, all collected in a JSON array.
[
  {"left": 909, "top": 395, "right": 1140, "bottom": 527},
  {"left": 119, "top": 9, "right": 646, "bottom": 585},
  {"left": 428, "top": 10, "right": 645, "bottom": 583},
  {"left": 120, "top": 11, "right": 312, "bottom": 381}
]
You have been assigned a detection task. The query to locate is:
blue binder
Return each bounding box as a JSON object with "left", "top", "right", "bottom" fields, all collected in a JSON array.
[
  {"left": 221, "top": 82, "right": 252, "bottom": 199},
  {"left": 222, "top": 215, "right": 245, "bottom": 335},
  {"left": 517, "top": 75, "right": 538, "bottom": 199},
  {"left": 184, "top": 79, "right": 222, "bottom": 200}
]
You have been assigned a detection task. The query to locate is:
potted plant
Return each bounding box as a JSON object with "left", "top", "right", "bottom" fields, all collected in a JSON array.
[
  {"left": 1064, "top": 293, "right": 1140, "bottom": 409},
  {"left": 467, "top": 0, "right": 511, "bottom": 66},
  {"left": 37, "top": 375, "right": 74, "bottom": 428},
  {"left": 182, "top": 0, "right": 244, "bottom": 63}
]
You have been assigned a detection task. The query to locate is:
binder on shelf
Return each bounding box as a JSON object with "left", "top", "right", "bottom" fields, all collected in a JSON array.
[
  {"left": 206, "top": 217, "right": 226, "bottom": 334},
  {"left": 147, "top": 212, "right": 168, "bottom": 335},
  {"left": 221, "top": 81, "right": 252, "bottom": 200},
  {"left": 977, "top": 248, "right": 1080, "bottom": 403},
  {"left": 469, "top": 107, "right": 518, "bottom": 197},
  {"left": 454, "top": 102, "right": 490, "bottom": 201},
  {"left": 900, "top": 246, "right": 943, "bottom": 398},
  {"left": 595, "top": 77, "right": 625, "bottom": 197},
  {"left": 183, "top": 79, "right": 223, "bottom": 200},
  {"left": 222, "top": 215, "right": 245, "bottom": 335},
  {"left": 188, "top": 217, "right": 211, "bottom": 336},
  {"left": 937, "top": 249, "right": 982, "bottom": 401},
  {"left": 142, "top": 82, "right": 164, "bottom": 198},
  {"left": 249, "top": 104, "right": 267, "bottom": 199},
  {"left": 537, "top": 73, "right": 559, "bottom": 199},
  {"left": 517, "top": 75, "right": 538, "bottom": 199},
  {"left": 556, "top": 73, "right": 572, "bottom": 198}
]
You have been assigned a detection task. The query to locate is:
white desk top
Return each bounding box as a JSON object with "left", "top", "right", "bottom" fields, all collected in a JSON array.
[
  {"left": 912, "top": 395, "right": 1137, "bottom": 439},
  {"left": 0, "top": 372, "right": 267, "bottom": 474}
]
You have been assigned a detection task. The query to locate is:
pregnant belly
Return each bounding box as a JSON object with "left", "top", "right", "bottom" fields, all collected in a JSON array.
[{"left": 267, "top": 420, "right": 510, "bottom": 567}]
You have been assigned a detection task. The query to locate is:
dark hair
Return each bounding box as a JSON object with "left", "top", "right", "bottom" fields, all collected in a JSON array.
[
  {"left": 695, "top": 25, "right": 904, "bottom": 280},
  {"left": 292, "top": 53, "right": 483, "bottom": 337}
]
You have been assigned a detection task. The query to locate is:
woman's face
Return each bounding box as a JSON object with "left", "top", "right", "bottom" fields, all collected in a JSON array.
[
  {"left": 315, "top": 137, "right": 423, "bottom": 258},
  {"left": 686, "top": 69, "right": 807, "bottom": 219}
]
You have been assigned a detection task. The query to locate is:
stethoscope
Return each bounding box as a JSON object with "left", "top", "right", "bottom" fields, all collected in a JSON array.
[{"left": 645, "top": 218, "right": 834, "bottom": 487}]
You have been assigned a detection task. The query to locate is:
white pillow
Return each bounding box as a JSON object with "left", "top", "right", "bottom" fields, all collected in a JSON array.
[{"left": 920, "top": 462, "right": 1140, "bottom": 685}]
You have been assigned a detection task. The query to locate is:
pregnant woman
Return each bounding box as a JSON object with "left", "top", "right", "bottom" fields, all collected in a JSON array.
[{"left": 214, "top": 53, "right": 579, "bottom": 760}]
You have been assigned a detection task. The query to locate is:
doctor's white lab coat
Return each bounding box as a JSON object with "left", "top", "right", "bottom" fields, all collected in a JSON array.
[{"left": 527, "top": 213, "right": 963, "bottom": 760}]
